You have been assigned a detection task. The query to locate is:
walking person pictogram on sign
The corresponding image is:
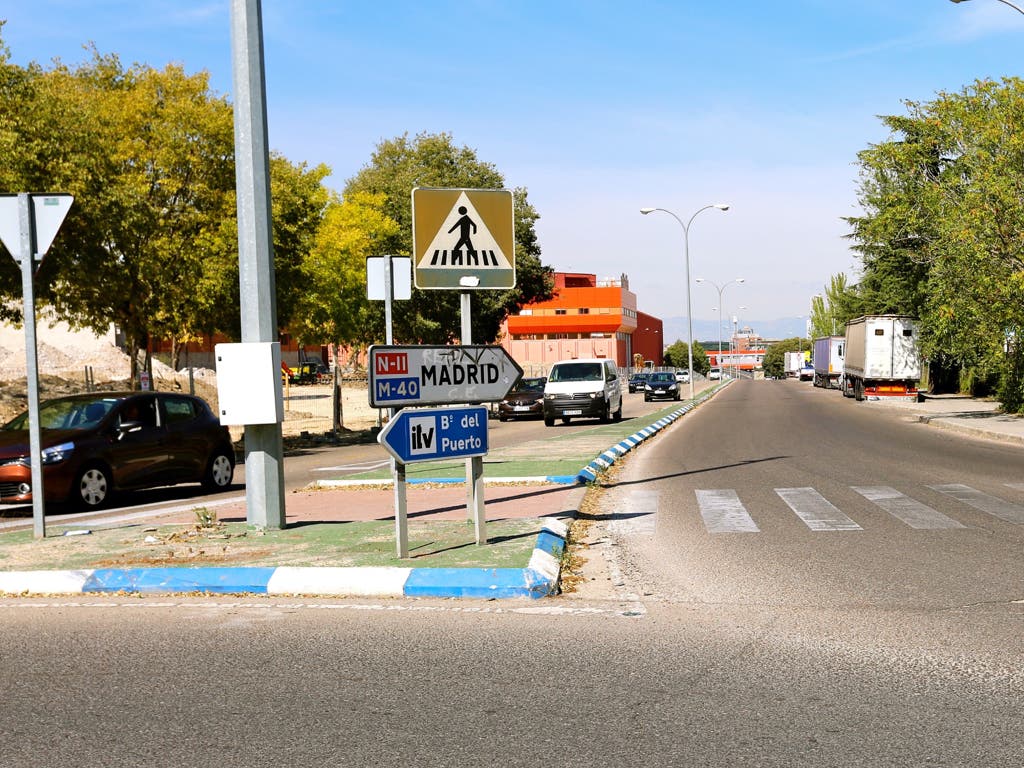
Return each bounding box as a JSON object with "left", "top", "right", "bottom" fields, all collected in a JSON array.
[{"left": 448, "top": 206, "right": 477, "bottom": 263}]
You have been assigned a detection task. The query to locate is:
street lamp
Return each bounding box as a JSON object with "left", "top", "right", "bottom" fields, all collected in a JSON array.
[
  {"left": 640, "top": 203, "right": 730, "bottom": 399},
  {"left": 696, "top": 277, "right": 744, "bottom": 371},
  {"left": 950, "top": 0, "right": 1024, "bottom": 15}
]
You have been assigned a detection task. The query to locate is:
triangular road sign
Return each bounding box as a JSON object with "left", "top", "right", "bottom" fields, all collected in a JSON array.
[
  {"left": 412, "top": 187, "right": 515, "bottom": 290},
  {"left": 419, "top": 191, "right": 513, "bottom": 272},
  {"left": 0, "top": 193, "right": 74, "bottom": 262}
]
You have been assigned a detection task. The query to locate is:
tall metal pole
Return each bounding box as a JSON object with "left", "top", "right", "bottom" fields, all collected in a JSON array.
[
  {"left": 16, "top": 195, "right": 46, "bottom": 538},
  {"left": 231, "top": 0, "right": 286, "bottom": 528},
  {"left": 641, "top": 204, "right": 730, "bottom": 400}
]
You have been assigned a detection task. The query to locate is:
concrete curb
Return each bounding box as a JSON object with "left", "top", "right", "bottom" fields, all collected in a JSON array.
[
  {"left": 0, "top": 518, "right": 568, "bottom": 599},
  {"left": 577, "top": 382, "right": 727, "bottom": 482},
  {"left": 0, "top": 384, "right": 727, "bottom": 600}
]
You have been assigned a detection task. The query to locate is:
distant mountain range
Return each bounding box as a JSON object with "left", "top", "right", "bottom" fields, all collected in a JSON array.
[{"left": 661, "top": 316, "right": 808, "bottom": 348}]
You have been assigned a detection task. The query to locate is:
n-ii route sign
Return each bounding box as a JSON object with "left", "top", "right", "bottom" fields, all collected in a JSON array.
[
  {"left": 378, "top": 405, "right": 488, "bottom": 465},
  {"left": 411, "top": 187, "right": 515, "bottom": 290},
  {"left": 368, "top": 344, "right": 522, "bottom": 408}
]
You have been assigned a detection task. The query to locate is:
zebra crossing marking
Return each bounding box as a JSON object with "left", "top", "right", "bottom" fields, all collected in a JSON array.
[
  {"left": 695, "top": 489, "right": 760, "bottom": 533},
  {"left": 607, "top": 489, "right": 658, "bottom": 536},
  {"left": 851, "top": 486, "right": 965, "bottom": 530},
  {"left": 928, "top": 483, "right": 1024, "bottom": 524},
  {"left": 775, "top": 487, "right": 863, "bottom": 531}
]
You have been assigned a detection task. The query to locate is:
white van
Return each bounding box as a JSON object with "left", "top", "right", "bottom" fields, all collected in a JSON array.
[{"left": 542, "top": 358, "right": 622, "bottom": 426}]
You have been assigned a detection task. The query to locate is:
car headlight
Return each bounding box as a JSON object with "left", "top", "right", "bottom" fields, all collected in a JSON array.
[
  {"left": 668, "top": 383, "right": 677, "bottom": 390},
  {"left": 589, "top": 391, "right": 603, "bottom": 399},
  {"left": 644, "top": 384, "right": 652, "bottom": 390},
  {"left": 534, "top": 398, "right": 544, "bottom": 405},
  {"left": 544, "top": 393, "right": 556, "bottom": 400},
  {"left": 41, "top": 441, "right": 75, "bottom": 465}
]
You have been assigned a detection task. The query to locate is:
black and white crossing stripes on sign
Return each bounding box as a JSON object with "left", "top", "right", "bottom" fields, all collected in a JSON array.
[{"left": 411, "top": 187, "right": 516, "bottom": 290}]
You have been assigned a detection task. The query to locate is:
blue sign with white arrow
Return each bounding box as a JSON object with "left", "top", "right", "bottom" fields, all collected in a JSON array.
[{"left": 377, "top": 405, "right": 489, "bottom": 465}]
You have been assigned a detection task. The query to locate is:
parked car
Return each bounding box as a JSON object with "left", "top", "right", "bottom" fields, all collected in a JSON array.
[
  {"left": 708, "top": 366, "right": 722, "bottom": 380},
  {"left": 497, "top": 376, "right": 547, "bottom": 421},
  {"left": 674, "top": 369, "right": 690, "bottom": 383},
  {"left": 643, "top": 371, "right": 681, "bottom": 401},
  {"left": 0, "top": 391, "right": 235, "bottom": 509},
  {"left": 628, "top": 372, "right": 651, "bottom": 393}
]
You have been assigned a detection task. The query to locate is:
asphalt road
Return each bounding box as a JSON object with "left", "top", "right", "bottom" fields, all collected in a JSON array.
[
  {"left": 2, "top": 378, "right": 1021, "bottom": 766},
  {"left": 0, "top": 388, "right": 676, "bottom": 528}
]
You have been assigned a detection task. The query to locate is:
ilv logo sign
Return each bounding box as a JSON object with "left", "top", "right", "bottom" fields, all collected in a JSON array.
[
  {"left": 378, "top": 406, "right": 489, "bottom": 465},
  {"left": 411, "top": 187, "right": 515, "bottom": 289}
]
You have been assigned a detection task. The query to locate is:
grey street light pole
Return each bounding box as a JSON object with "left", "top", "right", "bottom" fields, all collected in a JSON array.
[
  {"left": 951, "top": 0, "right": 1024, "bottom": 15},
  {"left": 696, "top": 277, "right": 744, "bottom": 369},
  {"left": 641, "top": 203, "right": 730, "bottom": 399}
]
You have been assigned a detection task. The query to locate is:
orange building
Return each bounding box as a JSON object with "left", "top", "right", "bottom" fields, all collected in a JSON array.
[{"left": 500, "top": 272, "right": 662, "bottom": 376}]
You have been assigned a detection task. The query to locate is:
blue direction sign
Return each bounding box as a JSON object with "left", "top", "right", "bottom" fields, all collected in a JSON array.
[{"left": 377, "top": 405, "right": 489, "bottom": 465}]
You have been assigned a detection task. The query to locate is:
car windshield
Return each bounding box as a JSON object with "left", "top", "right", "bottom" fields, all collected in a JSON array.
[
  {"left": 650, "top": 373, "right": 674, "bottom": 383},
  {"left": 513, "top": 377, "right": 546, "bottom": 393},
  {"left": 3, "top": 396, "right": 119, "bottom": 431},
  {"left": 549, "top": 363, "right": 603, "bottom": 382}
]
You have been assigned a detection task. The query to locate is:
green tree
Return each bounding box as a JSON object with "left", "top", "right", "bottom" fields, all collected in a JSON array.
[
  {"left": 343, "top": 132, "right": 553, "bottom": 344},
  {"left": 762, "top": 337, "right": 804, "bottom": 379},
  {"left": 847, "top": 78, "right": 1024, "bottom": 409},
  {"left": 291, "top": 191, "right": 401, "bottom": 353}
]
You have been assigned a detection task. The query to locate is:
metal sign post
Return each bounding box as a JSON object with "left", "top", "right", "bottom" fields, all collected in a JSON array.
[
  {"left": 461, "top": 293, "right": 486, "bottom": 542},
  {"left": 367, "top": 255, "right": 413, "bottom": 557},
  {"left": 0, "top": 193, "right": 74, "bottom": 539}
]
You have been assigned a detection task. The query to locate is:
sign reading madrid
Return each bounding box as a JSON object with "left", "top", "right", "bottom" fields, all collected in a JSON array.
[
  {"left": 411, "top": 187, "right": 515, "bottom": 289},
  {"left": 368, "top": 345, "right": 523, "bottom": 408}
]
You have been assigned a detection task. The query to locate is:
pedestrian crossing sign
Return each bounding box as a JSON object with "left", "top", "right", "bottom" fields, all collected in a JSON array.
[{"left": 411, "top": 187, "right": 516, "bottom": 289}]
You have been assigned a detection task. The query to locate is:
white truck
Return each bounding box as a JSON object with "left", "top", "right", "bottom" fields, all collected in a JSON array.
[
  {"left": 784, "top": 351, "right": 804, "bottom": 378},
  {"left": 842, "top": 315, "right": 920, "bottom": 401},
  {"left": 812, "top": 335, "right": 845, "bottom": 389}
]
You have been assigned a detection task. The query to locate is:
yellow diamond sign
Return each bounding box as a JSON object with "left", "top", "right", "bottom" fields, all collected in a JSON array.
[{"left": 411, "top": 187, "right": 515, "bottom": 289}]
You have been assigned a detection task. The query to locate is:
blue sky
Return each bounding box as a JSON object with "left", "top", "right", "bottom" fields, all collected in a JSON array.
[{"left": 3, "top": 1, "right": 1022, "bottom": 338}]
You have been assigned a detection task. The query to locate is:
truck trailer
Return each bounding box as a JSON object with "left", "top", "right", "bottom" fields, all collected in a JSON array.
[
  {"left": 784, "top": 351, "right": 804, "bottom": 378},
  {"left": 842, "top": 315, "right": 920, "bottom": 401},
  {"left": 812, "top": 336, "right": 845, "bottom": 389}
]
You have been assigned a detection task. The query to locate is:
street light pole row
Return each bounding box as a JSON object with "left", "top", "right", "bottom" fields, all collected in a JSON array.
[
  {"left": 696, "top": 277, "right": 744, "bottom": 370},
  {"left": 640, "top": 204, "right": 730, "bottom": 400}
]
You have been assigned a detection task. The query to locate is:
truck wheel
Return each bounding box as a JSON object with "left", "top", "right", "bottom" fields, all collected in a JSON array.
[{"left": 855, "top": 379, "right": 864, "bottom": 401}]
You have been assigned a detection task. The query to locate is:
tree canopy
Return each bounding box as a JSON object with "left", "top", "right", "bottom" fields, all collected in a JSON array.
[
  {"left": 342, "top": 132, "right": 553, "bottom": 344},
  {"left": 838, "top": 77, "right": 1024, "bottom": 410}
]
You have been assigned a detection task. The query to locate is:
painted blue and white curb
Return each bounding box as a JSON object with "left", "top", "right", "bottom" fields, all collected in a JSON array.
[
  {"left": 0, "top": 384, "right": 727, "bottom": 600},
  {"left": 576, "top": 383, "right": 727, "bottom": 483},
  {"left": 0, "top": 518, "right": 568, "bottom": 600}
]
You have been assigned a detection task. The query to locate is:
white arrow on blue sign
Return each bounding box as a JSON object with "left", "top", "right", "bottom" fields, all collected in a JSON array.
[{"left": 377, "top": 405, "right": 489, "bottom": 465}]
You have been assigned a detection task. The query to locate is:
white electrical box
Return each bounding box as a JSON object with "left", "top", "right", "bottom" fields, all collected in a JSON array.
[{"left": 214, "top": 342, "right": 284, "bottom": 426}]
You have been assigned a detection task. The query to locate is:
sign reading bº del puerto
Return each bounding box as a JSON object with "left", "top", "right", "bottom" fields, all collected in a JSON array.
[
  {"left": 368, "top": 344, "right": 523, "bottom": 408},
  {"left": 377, "top": 405, "right": 488, "bottom": 465}
]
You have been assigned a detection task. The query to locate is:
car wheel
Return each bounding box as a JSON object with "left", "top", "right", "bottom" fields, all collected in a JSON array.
[
  {"left": 544, "top": 415, "right": 555, "bottom": 427},
  {"left": 614, "top": 400, "right": 622, "bottom": 421},
  {"left": 498, "top": 415, "right": 507, "bottom": 422},
  {"left": 561, "top": 417, "right": 571, "bottom": 425},
  {"left": 75, "top": 463, "right": 112, "bottom": 510},
  {"left": 644, "top": 395, "right": 650, "bottom": 402},
  {"left": 202, "top": 450, "right": 235, "bottom": 492}
]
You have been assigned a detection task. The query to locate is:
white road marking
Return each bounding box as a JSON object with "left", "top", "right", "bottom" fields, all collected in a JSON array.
[
  {"left": 607, "top": 489, "right": 658, "bottom": 536},
  {"left": 928, "top": 484, "right": 1024, "bottom": 524},
  {"left": 851, "top": 486, "right": 965, "bottom": 530},
  {"left": 696, "top": 489, "right": 759, "bottom": 533},
  {"left": 314, "top": 459, "right": 391, "bottom": 472},
  {"left": 775, "top": 487, "right": 862, "bottom": 531}
]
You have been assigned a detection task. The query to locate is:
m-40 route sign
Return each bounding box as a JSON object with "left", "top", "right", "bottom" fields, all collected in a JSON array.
[
  {"left": 377, "top": 405, "right": 488, "bottom": 465},
  {"left": 368, "top": 344, "right": 522, "bottom": 408}
]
